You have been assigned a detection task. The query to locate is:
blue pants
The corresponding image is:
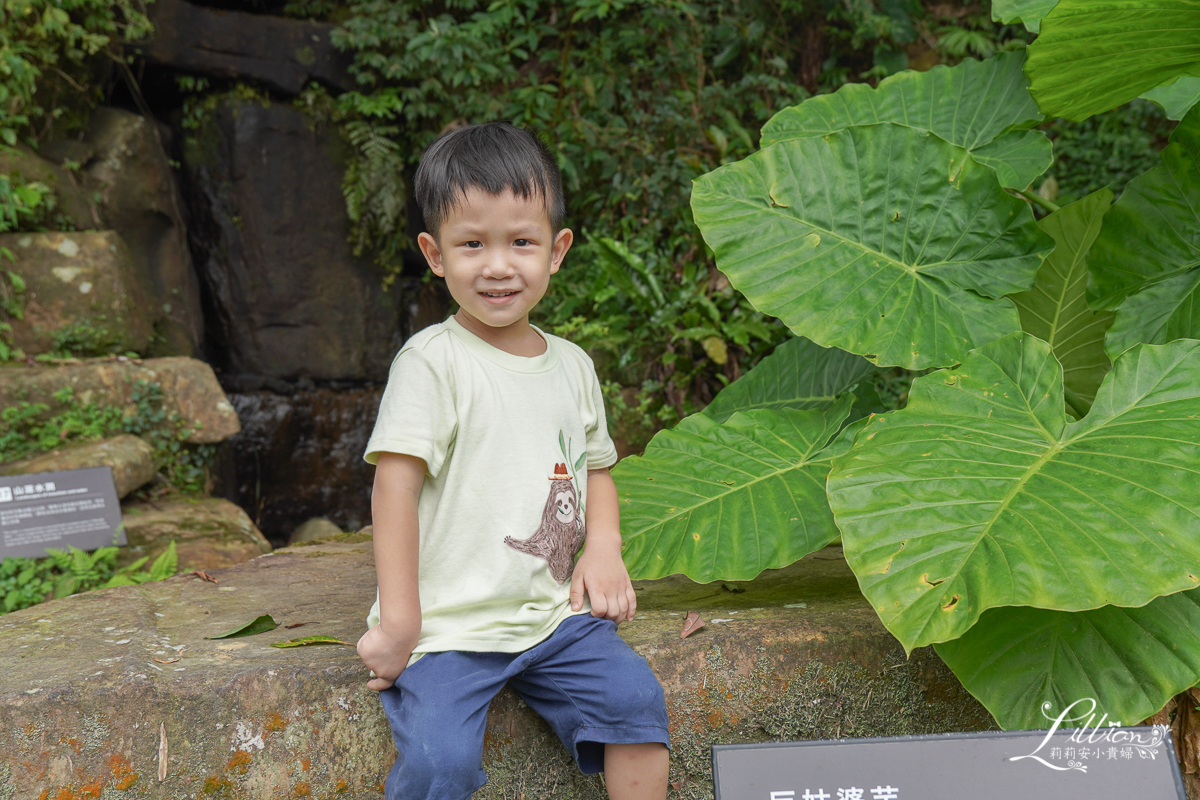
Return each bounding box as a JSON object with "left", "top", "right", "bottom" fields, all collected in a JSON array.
[{"left": 379, "top": 614, "right": 670, "bottom": 800}]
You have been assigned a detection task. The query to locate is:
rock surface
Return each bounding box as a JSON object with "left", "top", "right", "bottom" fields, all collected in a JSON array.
[
  {"left": 180, "top": 98, "right": 404, "bottom": 382},
  {"left": 138, "top": 0, "right": 353, "bottom": 95},
  {"left": 217, "top": 388, "right": 381, "bottom": 541},
  {"left": 120, "top": 497, "right": 271, "bottom": 572},
  {"left": 0, "top": 231, "right": 154, "bottom": 357},
  {"left": 0, "top": 356, "right": 241, "bottom": 444},
  {"left": 0, "top": 435, "right": 154, "bottom": 498},
  {"left": 83, "top": 107, "right": 204, "bottom": 356},
  {"left": 0, "top": 145, "right": 100, "bottom": 230},
  {"left": 288, "top": 517, "right": 343, "bottom": 545},
  {"left": 0, "top": 544, "right": 996, "bottom": 799}
]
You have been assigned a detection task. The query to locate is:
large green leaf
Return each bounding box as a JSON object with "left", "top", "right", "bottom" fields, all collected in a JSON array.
[
  {"left": 691, "top": 123, "right": 1052, "bottom": 370},
  {"left": 827, "top": 333, "right": 1200, "bottom": 652},
  {"left": 702, "top": 336, "right": 874, "bottom": 423},
  {"left": 936, "top": 589, "right": 1200, "bottom": 730},
  {"left": 1088, "top": 106, "right": 1200, "bottom": 310},
  {"left": 1106, "top": 270, "right": 1200, "bottom": 358},
  {"left": 991, "top": 0, "right": 1059, "bottom": 33},
  {"left": 615, "top": 399, "right": 852, "bottom": 582},
  {"left": 1143, "top": 76, "right": 1200, "bottom": 120},
  {"left": 761, "top": 51, "right": 1051, "bottom": 189},
  {"left": 1026, "top": 0, "right": 1200, "bottom": 121},
  {"left": 1011, "top": 189, "right": 1115, "bottom": 406}
]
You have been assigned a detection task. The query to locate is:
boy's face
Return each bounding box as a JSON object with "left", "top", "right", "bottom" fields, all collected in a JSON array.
[{"left": 418, "top": 188, "right": 572, "bottom": 342}]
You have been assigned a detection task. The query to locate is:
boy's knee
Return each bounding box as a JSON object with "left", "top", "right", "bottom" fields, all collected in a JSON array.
[{"left": 388, "top": 738, "right": 485, "bottom": 800}]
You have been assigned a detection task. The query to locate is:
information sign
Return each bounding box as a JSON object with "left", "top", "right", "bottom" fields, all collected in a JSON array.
[
  {"left": 713, "top": 721, "right": 1185, "bottom": 800},
  {"left": 0, "top": 467, "right": 125, "bottom": 558}
]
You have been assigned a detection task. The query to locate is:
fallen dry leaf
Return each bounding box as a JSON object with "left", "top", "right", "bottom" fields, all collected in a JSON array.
[
  {"left": 158, "top": 722, "right": 167, "bottom": 782},
  {"left": 192, "top": 570, "right": 218, "bottom": 584},
  {"left": 680, "top": 611, "right": 705, "bottom": 639},
  {"left": 284, "top": 621, "right": 319, "bottom": 629},
  {"left": 152, "top": 657, "right": 180, "bottom": 664}
]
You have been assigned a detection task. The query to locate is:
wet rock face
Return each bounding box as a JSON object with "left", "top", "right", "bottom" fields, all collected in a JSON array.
[
  {"left": 217, "top": 388, "right": 382, "bottom": 543},
  {"left": 180, "top": 98, "right": 404, "bottom": 382},
  {"left": 83, "top": 106, "right": 205, "bottom": 356}
]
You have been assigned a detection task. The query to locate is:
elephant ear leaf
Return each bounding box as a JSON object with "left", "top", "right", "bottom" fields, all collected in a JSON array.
[
  {"left": 615, "top": 397, "right": 852, "bottom": 582},
  {"left": 692, "top": 123, "right": 1052, "bottom": 370},
  {"left": 1026, "top": 0, "right": 1200, "bottom": 121},
  {"left": 936, "top": 589, "right": 1200, "bottom": 731},
  {"left": 762, "top": 51, "right": 1050, "bottom": 189},
  {"left": 828, "top": 333, "right": 1200, "bottom": 652},
  {"left": 1011, "top": 188, "right": 1114, "bottom": 406},
  {"left": 990, "top": 0, "right": 1059, "bottom": 33},
  {"left": 702, "top": 336, "right": 873, "bottom": 423}
]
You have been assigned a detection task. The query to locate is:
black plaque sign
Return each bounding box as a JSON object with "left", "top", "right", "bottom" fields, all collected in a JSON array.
[
  {"left": 713, "top": 719, "right": 1185, "bottom": 800},
  {"left": 0, "top": 467, "right": 125, "bottom": 559}
]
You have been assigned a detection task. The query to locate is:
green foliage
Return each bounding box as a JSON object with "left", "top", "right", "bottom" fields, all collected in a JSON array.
[
  {"left": 622, "top": 44, "right": 1200, "bottom": 731},
  {"left": 0, "top": 540, "right": 178, "bottom": 615},
  {"left": 1040, "top": 99, "right": 1173, "bottom": 205},
  {"left": 0, "top": 266, "right": 26, "bottom": 362},
  {"left": 1025, "top": 0, "right": 1200, "bottom": 121},
  {"left": 0, "top": 0, "right": 152, "bottom": 146},
  {"left": 0, "top": 382, "right": 214, "bottom": 494},
  {"left": 317, "top": 0, "right": 1017, "bottom": 431}
]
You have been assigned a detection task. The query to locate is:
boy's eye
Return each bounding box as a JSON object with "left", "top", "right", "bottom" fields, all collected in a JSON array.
[
  {"left": 464, "top": 241, "right": 482, "bottom": 249},
  {"left": 513, "top": 239, "right": 532, "bottom": 247}
]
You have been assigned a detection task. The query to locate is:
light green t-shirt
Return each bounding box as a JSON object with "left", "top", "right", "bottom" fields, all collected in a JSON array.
[{"left": 364, "top": 316, "right": 619, "bottom": 655}]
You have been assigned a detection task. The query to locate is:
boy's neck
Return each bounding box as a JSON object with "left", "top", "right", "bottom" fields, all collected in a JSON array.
[{"left": 453, "top": 310, "right": 547, "bottom": 357}]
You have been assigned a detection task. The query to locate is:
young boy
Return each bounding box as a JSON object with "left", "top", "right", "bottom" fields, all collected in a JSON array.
[{"left": 356, "top": 122, "right": 671, "bottom": 800}]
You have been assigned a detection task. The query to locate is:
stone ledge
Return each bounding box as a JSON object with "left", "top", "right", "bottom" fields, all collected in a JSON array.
[{"left": 0, "top": 545, "right": 994, "bottom": 799}]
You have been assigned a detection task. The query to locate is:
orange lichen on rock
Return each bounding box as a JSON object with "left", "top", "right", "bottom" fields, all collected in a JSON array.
[
  {"left": 107, "top": 753, "right": 138, "bottom": 790},
  {"left": 292, "top": 781, "right": 311, "bottom": 797},
  {"left": 226, "top": 750, "right": 253, "bottom": 775},
  {"left": 265, "top": 712, "right": 288, "bottom": 732}
]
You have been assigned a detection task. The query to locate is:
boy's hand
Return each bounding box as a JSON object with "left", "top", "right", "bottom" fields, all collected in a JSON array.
[
  {"left": 357, "top": 624, "right": 414, "bottom": 691},
  {"left": 570, "top": 536, "right": 637, "bottom": 623}
]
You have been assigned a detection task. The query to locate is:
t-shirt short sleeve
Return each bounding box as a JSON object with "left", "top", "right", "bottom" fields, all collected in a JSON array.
[
  {"left": 583, "top": 354, "right": 618, "bottom": 471},
  {"left": 364, "top": 345, "right": 458, "bottom": 476}
]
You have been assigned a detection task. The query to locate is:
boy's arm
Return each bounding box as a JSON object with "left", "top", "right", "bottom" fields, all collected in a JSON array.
[
  {"left": 570, "top": 468, "right": 636, "bottom": 622},
  {"left": 357, "top": 452, "right": 424, "bottom": 691}
]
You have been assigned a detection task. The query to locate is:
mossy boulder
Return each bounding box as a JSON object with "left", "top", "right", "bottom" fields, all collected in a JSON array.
[
  {"left": 0, "top": 434, "right": 154, "bottom": 498},
  {"left": 0, "top": 356, "right": 241, "bottom": 444},
  {"left": 120, "top": 497, "right": 271, "bottom": 571},
  {"left": 1, "top": 230, "right": 154, "bottom": 357},
  {"left": 0, "top": 544, "right": 996, "bottom": 799}
]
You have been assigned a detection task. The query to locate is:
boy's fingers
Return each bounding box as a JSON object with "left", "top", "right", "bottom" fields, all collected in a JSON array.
[
  {"left": 366, "top": 676, "right": 396, "bottom": 691},
  {"left": 570, "top": 572, "right": 586, "bottom": 612},
  {"left": 626, "top": 585, "right": 637, "bottom": 621}
]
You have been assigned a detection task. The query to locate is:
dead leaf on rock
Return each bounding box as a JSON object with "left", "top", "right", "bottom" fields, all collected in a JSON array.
[
  {"left": 158, "top": 722, "right": 167, "bottom": 782},
  {"left": 680, "top": 611, "right": 705, "bottom": 639},
  {"left": 192, "top": 570, "right": 218, "bottom": 584},
  {"left": 152, "top": 657, "right": 180, "bottom": 664},
  {"left": 284, "top": 621, "right": 319, "bottom": 629},
  {"left": 270, "top": 635, "right": 355, "bottom": 648}
]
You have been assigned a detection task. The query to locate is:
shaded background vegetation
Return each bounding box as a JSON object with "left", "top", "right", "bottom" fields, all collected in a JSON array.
[{"left": 0, "top": 0, "right": 1175, "bottom": 456}]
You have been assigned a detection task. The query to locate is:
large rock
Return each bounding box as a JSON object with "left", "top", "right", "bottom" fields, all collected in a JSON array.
[
  {"left": 120, "top": 497, "right": 271, "bottom": 571},
  {"left": 83, "top": 107, "right": 205, "bottom": 357},
  {"left": 216, "top": 389, "right": 380, "bottom": 542},
  {"left": 0, "top": 144, "right": 100, "bottom": 230},
  {"left": 180, "top": 98, "right": 404, "bottom": 382},
  {"left": 138, "top": 0, "right": 353, "bottom": 95},
  {"left": 0, "top": 231, "right": 154, "bottom": 357},
  {"left": 0, "top": 434, "right": 155, "bottom": 498},
  {"left": 0, "top": 356, "right": 240, "bottom": 444},
  {"left": 0, "top": 545, "right": 997, "bottom": 799}
]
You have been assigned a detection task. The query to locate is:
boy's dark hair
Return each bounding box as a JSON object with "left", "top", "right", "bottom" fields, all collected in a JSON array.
[{"left": 414, "top": 122, "right": 566, "bottom": 239}]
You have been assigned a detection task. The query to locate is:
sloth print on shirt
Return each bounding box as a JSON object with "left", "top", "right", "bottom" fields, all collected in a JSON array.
[{"left": 504, "top": 462, "right": 586, "bottom": 583}]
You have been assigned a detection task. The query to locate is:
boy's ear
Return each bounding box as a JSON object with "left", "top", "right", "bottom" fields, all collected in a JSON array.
[
  {"left": 549, "top": 228, "right": 573, "bottom": 275},
  {"left": 418, "top": 232, "right": 445, "bottom": 276}
]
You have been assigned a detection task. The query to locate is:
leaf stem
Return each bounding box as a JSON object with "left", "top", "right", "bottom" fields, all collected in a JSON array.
[
  {"left": 1063, "top": 385, "right": 1091, "bottom": 419},
  {"left": 1013, "top": 186, "right": 1061, "bottom": 214}
]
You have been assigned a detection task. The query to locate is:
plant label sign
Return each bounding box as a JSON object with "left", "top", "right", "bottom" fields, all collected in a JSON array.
[
  {"left": 0, "top": 467, "right": 125, "bottom": 559},
  {"left": 713, "top": 726, "right": 1186, "bottom": 800}
]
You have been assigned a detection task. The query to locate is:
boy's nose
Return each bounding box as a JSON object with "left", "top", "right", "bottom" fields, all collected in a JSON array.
[{"left": 481, "top": 256, "right": 516, "bottom": 278}]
